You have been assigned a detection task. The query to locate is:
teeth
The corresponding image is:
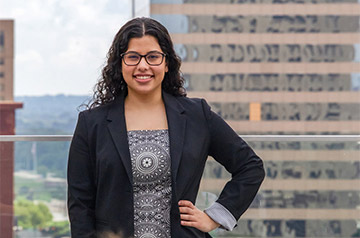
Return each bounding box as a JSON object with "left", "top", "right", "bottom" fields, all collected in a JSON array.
[{"left": 136, "top": 76, "right": 151, "bottom": 79}]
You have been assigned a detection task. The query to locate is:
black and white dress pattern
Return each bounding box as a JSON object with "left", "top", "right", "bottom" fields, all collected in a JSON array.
[{"left": 127, "top": 129, "right": 172, "bottom": 238}]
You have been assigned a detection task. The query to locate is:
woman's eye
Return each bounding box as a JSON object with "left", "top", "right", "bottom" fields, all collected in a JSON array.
[
  {"left": 128, "top": 55, "right": 139, "bottom": 60},
  {"left": 148, "top": 54, "right": 160, "bottom": 59}
]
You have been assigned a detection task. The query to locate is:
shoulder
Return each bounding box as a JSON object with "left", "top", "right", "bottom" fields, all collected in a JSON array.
[
  {"left": 78, "top": 100, "right": 117, "bottom": 124},
  {"left": 175, "top": 95, "right": 212, "bottom": 119},
  {"left": 175, "top": 95, "right": 208, "bottom": 109},
  {"left": 176, "top": 95, "right": 203, "bottom": 107},
  {"left": 80, "top": 102, "right": 111, "bottom": 116}
]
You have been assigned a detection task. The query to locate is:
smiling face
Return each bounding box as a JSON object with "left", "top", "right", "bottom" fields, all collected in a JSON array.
[{"left": 121, "top": 35, "right": 168, "bottom": 98}]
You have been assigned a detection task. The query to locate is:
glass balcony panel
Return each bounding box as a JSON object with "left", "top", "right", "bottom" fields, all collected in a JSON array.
[{"left": 0, "top": 135, "right": 359, "bottom": 237}]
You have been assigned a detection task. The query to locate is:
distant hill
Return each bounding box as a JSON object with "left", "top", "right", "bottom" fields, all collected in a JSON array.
[
  {"left": 14, "top": 95, "right": 92, "bottom": 176},
  {"left": 15, "top": 94, "right": 91, "bottom": 135}
]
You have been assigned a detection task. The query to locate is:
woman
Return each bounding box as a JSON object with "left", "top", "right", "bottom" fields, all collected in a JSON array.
[{"left": 68, "top": 17, "right": 265, "bottom": 238}]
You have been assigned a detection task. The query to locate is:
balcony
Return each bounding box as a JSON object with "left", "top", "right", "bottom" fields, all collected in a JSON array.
[{"left": 0, "top": 135, "right": 359, "bottom": 238}]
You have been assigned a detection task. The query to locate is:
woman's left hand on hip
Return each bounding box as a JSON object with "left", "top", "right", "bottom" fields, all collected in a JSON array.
[{"left": 178, "top": 200, "right": 220, "bottom": 233}]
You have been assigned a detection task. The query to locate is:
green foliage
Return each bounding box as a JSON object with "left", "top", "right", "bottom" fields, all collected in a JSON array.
[
  {"left": 14, "top": 199, "right": 53, "bottom": 229},
  {"left": 41, "top": 221, "right": 70, "bottom": 238}
]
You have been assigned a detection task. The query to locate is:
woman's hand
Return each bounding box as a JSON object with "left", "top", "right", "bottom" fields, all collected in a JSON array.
[{"left": 178, "top": 200, "right": 220, "bottom": 233}]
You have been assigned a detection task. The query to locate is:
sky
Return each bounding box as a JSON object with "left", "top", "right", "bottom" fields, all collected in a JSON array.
[{"left": 0, "top": 0, "right": 132, "bottom": 96}]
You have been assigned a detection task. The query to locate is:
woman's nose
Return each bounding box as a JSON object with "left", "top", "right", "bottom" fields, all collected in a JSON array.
[{"left": 137, "top": 57, "right": 149, "bottom": 70}]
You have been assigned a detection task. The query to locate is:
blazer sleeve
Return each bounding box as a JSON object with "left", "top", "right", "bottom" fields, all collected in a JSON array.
[
  {"left": 67, "top": 111, "right": 97, "bottom": 238},
  {"left": 201, "top": 99, "right": 265, "bottom": 220}
]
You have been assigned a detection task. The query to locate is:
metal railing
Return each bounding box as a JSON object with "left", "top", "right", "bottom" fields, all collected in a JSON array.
[{"left": 1, "top": 135, "right": 360, "bottom": 142}]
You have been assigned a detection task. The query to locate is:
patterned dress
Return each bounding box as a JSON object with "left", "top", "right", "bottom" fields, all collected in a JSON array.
[{"left": 127, "top": 129, "right": 172, "bottom": 238}]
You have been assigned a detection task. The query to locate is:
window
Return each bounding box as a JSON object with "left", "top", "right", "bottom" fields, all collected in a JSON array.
[{"left": 0, "top": 31, "right": 4, "bottom": 53}]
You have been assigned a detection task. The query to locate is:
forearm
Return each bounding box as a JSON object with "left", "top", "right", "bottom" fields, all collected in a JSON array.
[{"left": 204, "top": 202, "right": 237, "bottom": 231}]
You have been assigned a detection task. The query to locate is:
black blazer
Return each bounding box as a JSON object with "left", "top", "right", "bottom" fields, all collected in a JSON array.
[{"left": 68, "top": 91, "right": 265, "bottom": 238}]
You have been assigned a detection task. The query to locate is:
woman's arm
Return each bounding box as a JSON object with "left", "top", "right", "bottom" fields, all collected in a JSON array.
[
  {"left": 204, "top": 202, "right": 237, "bottom": 231},
  {"left": 68, "top": 112, "right": 97, "bottom": 238},
  {"left": 202, "top": 98, "right": 265, "bottom": 221},
  {"left": 179, "top": 99, "right": 265, "bottom": 232}
]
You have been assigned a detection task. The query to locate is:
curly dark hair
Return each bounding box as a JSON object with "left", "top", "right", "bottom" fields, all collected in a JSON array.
[{"left": 88, "top": 17, "right": 186, "bottom": 109}]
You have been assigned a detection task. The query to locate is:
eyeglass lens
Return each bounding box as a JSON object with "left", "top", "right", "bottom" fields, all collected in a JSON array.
[{"left": 123, "top": 52, "right": 164, "bottom": 66}]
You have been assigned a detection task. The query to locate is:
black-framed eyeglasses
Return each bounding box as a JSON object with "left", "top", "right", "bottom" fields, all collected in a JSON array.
[{"left": 121, "top": 51, "right": 166, "bottom": 66}]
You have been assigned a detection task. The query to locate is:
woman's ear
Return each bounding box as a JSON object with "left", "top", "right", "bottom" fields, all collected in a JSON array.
[{"left": 165, "top": 59, "right": 169, "bottom": 73}]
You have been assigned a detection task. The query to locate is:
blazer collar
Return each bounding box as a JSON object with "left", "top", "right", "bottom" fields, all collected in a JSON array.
[
  {"left": 106, "top": 92, "right": 133, "bottom": 185},
  {"left": 106, "top": 91, "right": 186, "bottom": 188}
]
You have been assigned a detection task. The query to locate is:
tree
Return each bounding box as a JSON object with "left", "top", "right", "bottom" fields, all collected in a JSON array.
[{"left": 14, "top": 199, "right": 53, "bottom": 229}]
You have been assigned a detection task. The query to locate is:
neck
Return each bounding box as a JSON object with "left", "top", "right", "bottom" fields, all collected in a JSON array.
[{"left": 125, "top": 90, "right": 163, "bottom": 109}]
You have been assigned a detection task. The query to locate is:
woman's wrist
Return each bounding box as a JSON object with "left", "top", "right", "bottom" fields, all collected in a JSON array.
[{"left": 203, "top": 212, "right": 221, "bottom": 231}]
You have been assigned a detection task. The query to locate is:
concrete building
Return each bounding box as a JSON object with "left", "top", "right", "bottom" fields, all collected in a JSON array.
[{"left": 146, "top": 0, "right": 360, "bottom": 237}]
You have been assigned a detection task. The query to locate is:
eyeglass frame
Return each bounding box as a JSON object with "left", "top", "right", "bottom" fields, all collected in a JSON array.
[{"left": 120, "top": 51, "right": 167, "bottom": 66}]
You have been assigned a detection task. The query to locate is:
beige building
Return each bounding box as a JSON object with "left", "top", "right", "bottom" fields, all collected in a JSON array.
[
  {"left": 149, "top": 1, "right": 360, "bottom": 237},
  {"left": 0, "top": 20, "right": 14, "bottom": 101}
]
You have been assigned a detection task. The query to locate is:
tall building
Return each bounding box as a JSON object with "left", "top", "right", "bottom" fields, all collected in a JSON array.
[
  {"left": 0, "top": 19, "right": 22, "bottom": 238},
  {"left": 148, "top": 0, "right": 360, "bottom": 237},
  {"left": 0, "top": 20, "right": 14, "bottom": 101}
]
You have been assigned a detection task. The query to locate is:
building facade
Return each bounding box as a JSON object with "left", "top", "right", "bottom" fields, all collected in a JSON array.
[
  {"left": 0, "top": 19, "right": 22, "bottom": 238},
  {"left": 148, "top": 0, "right": 360, "bottom": 237},
  {"left": 0, "top": 20, "right": 14, "bottom": 101}
]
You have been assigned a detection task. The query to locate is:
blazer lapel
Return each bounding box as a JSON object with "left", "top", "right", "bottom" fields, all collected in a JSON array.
[
  {"left": 105, "top": 92, "right": 186, "bottom": 188},
  {"left": 106, "top": 95, "right": 133, "bottom": 186},
  {"left": 162, "top": 92, "right": 186, "bottom": 190}
]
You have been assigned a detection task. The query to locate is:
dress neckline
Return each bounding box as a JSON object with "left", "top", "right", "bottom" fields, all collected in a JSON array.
[{"left": 127, "top": 129, "right": 168, "bottom": 133}]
